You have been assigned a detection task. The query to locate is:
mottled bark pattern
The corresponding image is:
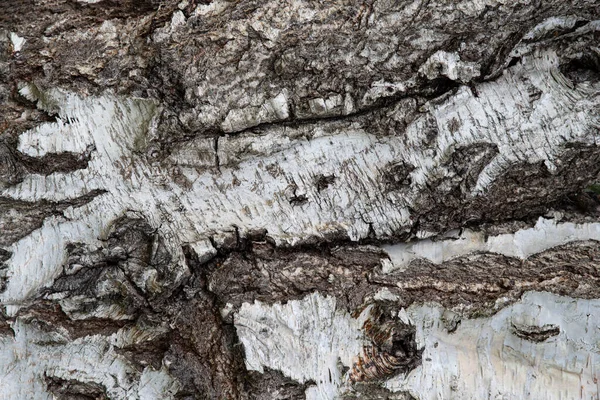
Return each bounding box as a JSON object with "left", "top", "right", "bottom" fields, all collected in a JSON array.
[{"left": 1, "top": 0, "right": 600, "bottom": 399}]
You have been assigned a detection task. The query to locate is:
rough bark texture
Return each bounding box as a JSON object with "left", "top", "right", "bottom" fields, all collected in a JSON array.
[{"left": 1, "top": 0, "right": 600, "bottom": 399}]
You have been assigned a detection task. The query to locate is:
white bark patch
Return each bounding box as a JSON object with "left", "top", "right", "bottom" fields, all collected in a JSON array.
[
  {"left": 386, "top": 292, "right": 600, "bottom": 400},
  {"left": 9, "top": 32, "right": 25, "bottom": 53},
  {"left": 419, "top": 50, "right": 480, "bottom": 83},
  {"left": 235, "top": 293, "right": 368, "bottom": 399},
  {"left": 2, "top": 214, "right": 104, "bottom": 315},
  {"left": 2, "top": 46, "right": 599, "bottom": 309},
  {"left": 381, "top": 217, "right": 600, "bottom": 273},
  {"left": 522, "top": 15, "right": 581, "bottom": 41},
  {"left": 0, "top": 320, "right": 179, "bottom": 399},
  {"left": 192, "top": 0, "right": 231, "bottom": 17},
  {"left": 1, "top": 88, "right": 166, "bottom": 312}
]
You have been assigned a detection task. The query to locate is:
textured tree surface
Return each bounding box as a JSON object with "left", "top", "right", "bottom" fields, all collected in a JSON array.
[{"left": 1, "top": 0, "right": 600, "bottom": 399}]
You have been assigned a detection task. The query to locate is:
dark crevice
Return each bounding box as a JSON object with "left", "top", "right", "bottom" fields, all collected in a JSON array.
[
  {"left": 506, "top": 56, "right": 522, "bottom": 68},
  {"left": 0, "top": 124, "right": 93, "bottom": 183},
  {"left": 482, "top": 28, "right": 531, "bottom": 80},
  {"left": 216, "top": 77, "right": 461, "bottom": 138},
  {"left": 214, "top": 136, "right": 220, "bottom": 170},
  {"left": 559, "top": 52, "right": 600, "bottom": 86},
  {"left": 511, "top": 322, "right": 560, "bottom": 342},
  {"left": 315, "top": 174, "right": 336, "bottom": 192},
  {"left": 18, "top": 301, "right": 129, "bottom": 340},
  {"left": 44, "top": 375, "right": 108, "bottom": 400},
  {"left": 0, "top": 189, "right": 107, "bottom": 248},
  {"left": 350, "top": 303, "right": 423, "bottom": 383},
  {"left": 243, "top": 368, "right": 310, "bottom": 400},
  {"left": 289, "top": 193, "right": 308, "bottom": 206}
]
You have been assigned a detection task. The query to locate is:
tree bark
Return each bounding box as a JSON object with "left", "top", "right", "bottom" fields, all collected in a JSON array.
[{"left": 1, "top": 0, "right": 600, "bottom": 399}]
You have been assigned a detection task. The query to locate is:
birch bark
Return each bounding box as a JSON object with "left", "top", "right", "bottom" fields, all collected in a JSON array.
[{"left": 1, "top": 1, "right": 600, "bottom": 398}]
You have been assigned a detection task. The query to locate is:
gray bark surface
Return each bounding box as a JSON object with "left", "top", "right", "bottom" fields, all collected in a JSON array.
[{"left": 1, "top": 0, "right": 600, "bottom": 399}]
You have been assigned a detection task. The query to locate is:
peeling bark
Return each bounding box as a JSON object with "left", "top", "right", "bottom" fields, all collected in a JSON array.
[{"left": 1, "top": 0, "right": 600, "bottom": 399}]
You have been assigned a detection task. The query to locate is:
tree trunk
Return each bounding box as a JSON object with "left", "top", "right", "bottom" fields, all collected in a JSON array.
[{"left": 1, "top": 0, "right": 600, "bottom": 398}]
